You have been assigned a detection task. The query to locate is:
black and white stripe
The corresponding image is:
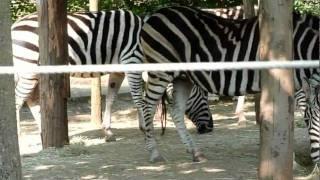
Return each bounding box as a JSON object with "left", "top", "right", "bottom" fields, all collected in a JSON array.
[
  {"left": 140, "top": 6, "right": 319, "bottom": 162},
  {"left": 12, "top": 9, "right": 216, "bottom": 139},
  {"left": 12, "top": 10, "right": 145, "bottom": 140},
  {"left": 185, "top": 5, "right": 316, "bottom": 130},
  {"left": 302, "top": 74, "right": 320, "bottom": 163}
]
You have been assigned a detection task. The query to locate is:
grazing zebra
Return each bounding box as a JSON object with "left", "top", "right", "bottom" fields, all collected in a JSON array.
[
  {"left": 206, "top": 5, "right": 318, "bottom": 124},
  {"left": 166, "top": 5, "right": 258, "bottom": 132},
  {"left": 140, "top": 6, "right": 319, "bottom": 162},
  {"left": 176, "top": 5, "right": 317, "bottom": 131},
  {"left": 12, "top": 10, "right": 145, "bottom": 141}
]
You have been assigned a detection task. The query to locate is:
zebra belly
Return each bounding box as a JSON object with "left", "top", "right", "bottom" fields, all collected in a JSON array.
[{"left": 188, "top": 69, "right": 261, "bottom": 96}]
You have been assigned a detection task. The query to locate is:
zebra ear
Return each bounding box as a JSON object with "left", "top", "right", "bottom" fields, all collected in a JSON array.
[{"left": 302, "top": 78, "right": 311, "bottom": 100}]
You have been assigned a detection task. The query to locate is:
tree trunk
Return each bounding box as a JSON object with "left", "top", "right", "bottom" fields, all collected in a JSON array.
[
  {"left": 258, "top": 0, "right": 294, "bottom": 179},
  {"left": 37, "top": 0, "right": 69, "bottom": 148},
  {"left": 89, "top": 0, "right": 103, "bottom": 127},
  {"left": 0, "top": 1, "right": 22, "bottom": 179}
]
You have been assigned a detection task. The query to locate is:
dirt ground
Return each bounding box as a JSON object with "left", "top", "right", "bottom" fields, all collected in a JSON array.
[{"left": 19, "top": 78, "right": 317, "bottom": 180}]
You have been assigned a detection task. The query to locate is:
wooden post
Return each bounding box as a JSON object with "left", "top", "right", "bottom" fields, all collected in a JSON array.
[
  {"left": 37, "top": 0, "right": 69, "bottom": 148},
  {"left": 258, "top": 0, "right": 294, "bottom": 179},
  {"left": 89, "top": 0, "right": 102, "bottom": 127},
  {"left": 0, "top": 1, "right": 22, "bottom": 179}
]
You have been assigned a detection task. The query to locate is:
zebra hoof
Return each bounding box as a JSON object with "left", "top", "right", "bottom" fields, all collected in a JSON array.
[
  {"left": 105, "top": 135, "right": 116, "bottom": 142},
  {"left": 193, "top": 151, "right": 207, "bottom": 163},
  {"left": 104, "top": 129, "right": 116, "bottom": 142},
  {"left": 237, "top": 120, "right": 247, "bottom": 127}
]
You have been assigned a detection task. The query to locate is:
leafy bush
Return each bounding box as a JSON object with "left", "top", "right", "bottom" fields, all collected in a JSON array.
[
  {"left": 294, "top": 0, "right": 320, "bottom": 15},
  {"left": 11, "top": 0, "right": 36, "bottom": 21},
  {"left": 10, "top": 0, "right": 320, "bottom": 21},
  {"left": 10, "top": 0, "right": 244, "bottom": 21}
]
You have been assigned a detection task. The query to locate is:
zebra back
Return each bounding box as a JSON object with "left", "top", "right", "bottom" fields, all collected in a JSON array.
[
  {"left": 141, "top": 6, "right": 319, "bottom": 96},
  {"left": 12, "top": 10, "right": 143, "bottom": 104}
]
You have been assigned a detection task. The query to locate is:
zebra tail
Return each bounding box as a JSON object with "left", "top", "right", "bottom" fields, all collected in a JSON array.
[{"left": 160, "top": 94, "right": 167, "bottom": 136}]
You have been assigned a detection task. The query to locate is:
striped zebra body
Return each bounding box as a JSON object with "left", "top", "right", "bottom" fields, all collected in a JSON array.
[
  {"left": 184, "top": 5, "right": 313, "bottom": 129},
  {"left": 12, "top": 9, "right": 217, "bottom": 140},
  {"left": 12, "top": 10, "right": 145, "bottom": 141},
  {"left": 168, "top": 5, "right": 258, "bottom": 133},
  {"left": 140, "top": 6, "right": 319, "bottom": 162},
  {"left": 302, "top": 75, "right": 320, "bottom": 164},
  {"left": 295, "top": 88, "right": 307, "bottom": 114}
]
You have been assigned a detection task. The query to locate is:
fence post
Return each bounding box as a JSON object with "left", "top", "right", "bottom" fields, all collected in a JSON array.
[
  {"left": 258, "top": 0, "right": 294, "bottom": 179},
  {"left": 0, "top": 1, "right": 22, "bottom": 179},
  {"left": 37, "top": 0, "right": 69, "bottom": 148},
  {"left": 89, "top": 0, "right": 103, "bottom": 127}
]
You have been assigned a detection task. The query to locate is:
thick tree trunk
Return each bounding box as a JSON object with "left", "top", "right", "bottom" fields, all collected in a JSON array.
[
  {"left": 90, "top": 0, "right": 103, "bottom": 127},
  {"left": 37, "top": 0, "right": 69, "bottom": 148},
  {"left": 0, "top": 1, "right": 22, "bottom": 179},
  {"left": 258, "top": 0, "right": 294, "bottom": 179}
]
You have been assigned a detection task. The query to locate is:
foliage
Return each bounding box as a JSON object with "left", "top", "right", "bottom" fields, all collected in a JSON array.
[
  {"left": 10, "top": 0, "right": 320, "bottom": 21},
  {"left": 11, "top": 0, "right": 36, "bottom": 21},
  {"left": 10, "top": 0, "right": 243, "bottom": 21},
  {"left": 294, "top": 0, "right": 320, "bottom": 15}
]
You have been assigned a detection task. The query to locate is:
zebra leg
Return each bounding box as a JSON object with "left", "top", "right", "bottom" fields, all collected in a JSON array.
[
  {"left": 235, "top": 96, "right": 247, "bottom": 126},
  {"left": 126, "top": 72, "right": 146, "bottom": 132},
  {"left": 16, "top": 102, "right": 23, "bottom": 136},
  {"left": 170, "top": 79, "right": 206, "bottom": 162},
  {"left": 102, "top": 73, "right": 125, "bottom": 142},
  {"left": 143, "top": 72, "right": 172, "bottom": 162},
  {"left": 14, "top": 73, "right": 39, "bottom": 136},
  {"left": 26, "top": 85, "right": 41, "bottom": 136}
]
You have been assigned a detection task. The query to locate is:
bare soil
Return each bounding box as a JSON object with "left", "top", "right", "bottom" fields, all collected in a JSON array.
[{"left": 19, "top": 78, "right": 316, "bottom": 179}]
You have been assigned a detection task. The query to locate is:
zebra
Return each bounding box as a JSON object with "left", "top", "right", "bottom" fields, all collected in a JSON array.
[
  {"left": 139, "top": 6, "right": 319, "bottom": 162},
  {"left": 302, "top": 75, "right": 320, "bottom": 164},
  {"left": 159, "top": 5, "right": 260, "bottom": 133},
  {"left": 205, "top": 5, "right": 318, "bottom": 125},
  {"left": 12, "top": 10, "right": 146, "bottom": 142},
  {"left": 164, "top": 5, "right": 258, "bottom": 132},
  {"left": 174, "top": 5, "right": 317, "bottom": 132},
  {"left": 12, "top": 9, "right": 215, "bottom": 142}
]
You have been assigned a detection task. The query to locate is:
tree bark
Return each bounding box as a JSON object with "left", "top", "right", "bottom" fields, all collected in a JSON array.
[
  {"left": 0, "top": 0, "right": 22, "bottom": 179},
  {"left": 258, "top": 0, "right": 294, "bottom": 179},
  {"left": 89, "top": 0, "right": 103, "bottom": 127},
  {"left": 37, "top": 0, "right": 69, "bottom": 148}
]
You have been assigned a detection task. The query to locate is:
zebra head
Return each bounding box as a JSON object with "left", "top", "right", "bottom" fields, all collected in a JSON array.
[{"left": 302, "top": 77, "right": 320, "bottom": 164}]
